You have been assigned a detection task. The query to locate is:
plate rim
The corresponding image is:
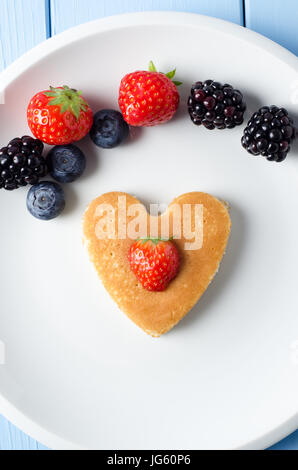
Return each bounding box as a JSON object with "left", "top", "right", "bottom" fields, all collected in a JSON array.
[
  {"left": 0, "top": 11, "right": 297, "bottom": 450},
  {"left": 1, "top": 11, "right": 297, "bottom": 92}
]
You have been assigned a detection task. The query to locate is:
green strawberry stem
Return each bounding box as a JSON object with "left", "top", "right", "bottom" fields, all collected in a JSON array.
[
  {"left": 148, "top": 61, "right": 182, "bottom": 86},
  {"left": 44, "top": 85, "right": 88, "bottom": 120},
  {"left": 137, "top": 236, "right": 174, "bottom": 245}
]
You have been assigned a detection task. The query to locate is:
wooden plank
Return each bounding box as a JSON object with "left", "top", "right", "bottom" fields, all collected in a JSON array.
[
  {"left": 269, "top": 430, "right": 298, "bottom": 450},
  {"left": 0, "top": 414, "right": 48, "bottom": 450},
  {"left": 0, "top": 0, "right": 50, "bottom": 449},
  {"left": 0, "top": 0, "right": 49, "bottom": 71},
  {"left": 1, "top": 0, "right": 297, "bottom": 452},
  {"left": 50, "top": 0, "right": 244, "bottom": 34},
  {"left": 245, "top": 0, "right": 298, "bottom": 56}
]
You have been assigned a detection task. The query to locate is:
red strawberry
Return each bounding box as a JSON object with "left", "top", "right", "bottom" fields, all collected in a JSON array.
[
  {"left": 27, "top": 85, "right": 93, "bottom": 145},
  {"left": 129, "top": 238, "right": 180, "bottom": 292},
  {"left": 118, "top": 61, "right": 181, "bottom": 127}
]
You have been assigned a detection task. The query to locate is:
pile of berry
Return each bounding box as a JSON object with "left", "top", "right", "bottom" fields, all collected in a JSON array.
[
  {"left": 0, "top": 61, "right": 297, "bottom": 292},
  {"left": 187, "top": 80, "right": 296, "bottom": 162},
  {"left": 1, "top": 62, "right": 297, "bottom": 222},
  {"left": 0, "top": 63, "right": 180, "bottom": 219}
]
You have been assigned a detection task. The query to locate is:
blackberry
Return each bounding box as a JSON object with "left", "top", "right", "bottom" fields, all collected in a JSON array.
[
  {"left": 187, "top": 80, "right": 246, "bottom": 130},
  {"left": 241, "top": 106, "right": 296, "bottom": 162},
  {"left": 0, "top": 136, "right": 47, "bottom": 190}
]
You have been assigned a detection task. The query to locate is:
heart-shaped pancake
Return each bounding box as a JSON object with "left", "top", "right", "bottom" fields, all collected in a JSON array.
[{"left": 83, "top": 192, "right": 231, "bottom": 337}]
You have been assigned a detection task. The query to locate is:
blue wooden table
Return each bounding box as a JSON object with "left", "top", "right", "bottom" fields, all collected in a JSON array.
[{"left": 0, "top": 0, "right": 297, "bottom": 451}]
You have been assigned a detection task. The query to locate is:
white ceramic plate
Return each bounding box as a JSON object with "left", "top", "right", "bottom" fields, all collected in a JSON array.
[{"left": 0, "top": 12, "right": 298, "bottom": 450}]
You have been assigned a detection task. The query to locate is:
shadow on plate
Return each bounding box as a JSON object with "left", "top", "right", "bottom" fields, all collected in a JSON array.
[
  {"left": 81, "top": 93, "right": 144, "bottom": 146},
  {"left": 243, "top": 90, "right": 263, "bottom": 116},
  {"left": 171, "top": 85, "right": 264, "bottom": 127},
  {"left": 126, "top": 126, "right": 143, "bottom": 145},
  {"left": 62, "top": 183, "right": 79, "bottom": 216},
  {"left": 288, "top": 111, "right": 298, "bottom": 156},
  {"left": 78, "top": 136, "right": 101, "bottom": 180},
  {"left": 174, "top": 200, "right": 247, "bottom": 333}
]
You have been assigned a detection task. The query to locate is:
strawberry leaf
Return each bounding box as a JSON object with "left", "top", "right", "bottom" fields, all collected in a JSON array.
[
  {"left": 165, "top": 69, "right": 176, "bottom": 80},
  {"left": 173, "top": 80, "right": 183, "bottom": 86},
  {"left": 148, "top": 61, "right": 157, "bottom": 72},
  {"left": 137, "top": 237, "right": 173, "bottom": 245},
  {"left": 44, "top": 85, "right": 88, "bottom": 120},
  {"left": 46, "top": 96, "right": 64, "bottom": 106},
  {"left": 44, "top": 91, "right": 59, "bottom": 97},
  {"left": 70, "top": 102, "right": 80, "bottom": 120},
  {"left": 148, "top": 62, "right": 183, "bottom": 86},
  {"left": 60, "top": 102, "right": 69, "bottom": 114}
]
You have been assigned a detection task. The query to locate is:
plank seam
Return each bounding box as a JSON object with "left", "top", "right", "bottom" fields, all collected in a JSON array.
[
  {"left": 242, "top": 0, "right": 246, "bottom": 27},
  {"left": 45, "top": 0, "right": 52, "bottom": 38}
]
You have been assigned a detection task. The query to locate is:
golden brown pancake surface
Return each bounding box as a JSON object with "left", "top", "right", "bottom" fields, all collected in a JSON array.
[{"left": 83, "top": 192, "right": 231, "bottom": 337}]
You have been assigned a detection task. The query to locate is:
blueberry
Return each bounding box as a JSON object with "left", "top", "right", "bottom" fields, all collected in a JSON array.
[
  {"left": 46, "top": 144, "right": 86, "bottom": 183},
  {"left": 27, "top": 182, "right": 65, "bottom": 221},
  {"left": 90, "top": 109, "right": 129, "bottom": 149}
]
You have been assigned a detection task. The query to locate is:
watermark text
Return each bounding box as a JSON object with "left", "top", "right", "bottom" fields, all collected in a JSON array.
[{"left": 94, "top": 196, "right": 203, "bottom": 250}]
